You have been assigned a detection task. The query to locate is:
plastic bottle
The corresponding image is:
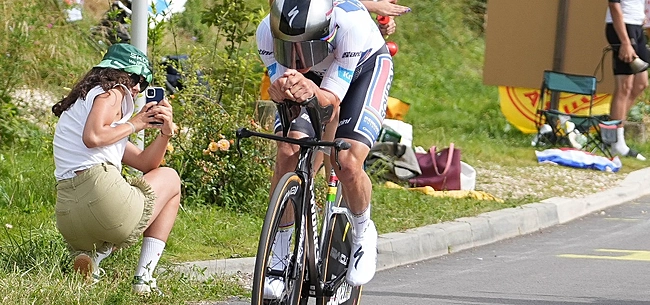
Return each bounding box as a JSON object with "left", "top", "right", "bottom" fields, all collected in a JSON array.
[
  {"left": 326, "top": 168, "right": 338, "bottom": 205},
  {"left": 532, "top": 124, "right": 552, "bottom": 146}
]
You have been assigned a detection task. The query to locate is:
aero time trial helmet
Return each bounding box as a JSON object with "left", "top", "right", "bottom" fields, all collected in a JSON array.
[{"left": 270, "top": 0, "right": 334, "bottom": 69}]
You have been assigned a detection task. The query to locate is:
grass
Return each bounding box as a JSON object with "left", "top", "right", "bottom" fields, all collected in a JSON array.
[
  {"left": 0, "top": 147, "right": 252, "bottom": 303},
  {"left": 2, "top": 0, "right": 649, "bottom": 303},
  {"left": 372, "top": 187, "right": 524, "bottom": 233}
]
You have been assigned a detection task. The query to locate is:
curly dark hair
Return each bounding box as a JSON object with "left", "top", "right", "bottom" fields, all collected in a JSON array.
[{"left": 52, "top": 67, "right": 138, "bottom": 117}]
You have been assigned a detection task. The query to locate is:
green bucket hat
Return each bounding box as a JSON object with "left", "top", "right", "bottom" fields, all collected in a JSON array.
[{"left": 95, "top": 43, "right": 153, "bottom": 83}]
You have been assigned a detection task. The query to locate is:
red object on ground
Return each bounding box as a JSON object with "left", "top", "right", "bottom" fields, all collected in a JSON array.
[{"left": 386, "top": 41, "right": 398, "bottom": 56}]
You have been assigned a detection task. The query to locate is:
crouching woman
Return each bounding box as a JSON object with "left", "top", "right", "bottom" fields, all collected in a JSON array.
[{"left": 51, "top": 43, "right": 180, "bottom": 295}]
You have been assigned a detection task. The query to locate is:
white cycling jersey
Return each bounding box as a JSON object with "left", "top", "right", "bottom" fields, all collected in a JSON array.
[
  {"left": 256, "top": 0, "right": 386, "bottom": 102},
  {"left": 605, "top": 0, "right": 645, "bottom": 25}
]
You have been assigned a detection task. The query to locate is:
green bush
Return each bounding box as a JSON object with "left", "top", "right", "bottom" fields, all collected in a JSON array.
[
  {"left": 160, "top": 0, "right": 274, "bottom": 214},
  {"left": 628, "top": 101, "right": 650, "bottom": 122}
]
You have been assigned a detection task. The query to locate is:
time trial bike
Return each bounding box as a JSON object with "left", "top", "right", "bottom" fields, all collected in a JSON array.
[{"left": 236, "top": 96, "right": 363, "bottom": 305}]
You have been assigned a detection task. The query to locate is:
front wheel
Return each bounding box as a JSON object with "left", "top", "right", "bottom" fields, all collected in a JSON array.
[
  {"left": 251, "top": 173, "right": 307, "bottom": 305},
  {"left": 318, "top": 188, "right": 362, "bottom": 305}
]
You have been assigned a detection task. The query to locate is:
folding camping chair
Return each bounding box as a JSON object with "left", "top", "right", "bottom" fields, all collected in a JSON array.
[{"left": 534, "top": 70, "right": 620, "bottom": 158}]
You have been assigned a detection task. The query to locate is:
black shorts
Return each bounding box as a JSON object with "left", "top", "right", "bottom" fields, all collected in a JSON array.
[
  {"left": 273, "top": 45, "right": 394, "bottom": 148},
  {"left": 606, "top": 23, "right": 650, "bottom": 75}
]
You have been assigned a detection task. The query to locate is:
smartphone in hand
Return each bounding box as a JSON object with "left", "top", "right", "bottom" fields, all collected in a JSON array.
[
  {"left": 145, "top": 87, "right": 165, "bottom": 125},
  {"left": 146, "top": 87, "right": 165, "bottom": 104}
]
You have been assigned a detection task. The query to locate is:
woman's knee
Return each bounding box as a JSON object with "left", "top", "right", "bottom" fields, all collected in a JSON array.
[
  {"left": 145, "top": 167, "right": 181, "bottom": 197},
  {"left": 156, "top": 167, "right": 180, "bottom": 182}
]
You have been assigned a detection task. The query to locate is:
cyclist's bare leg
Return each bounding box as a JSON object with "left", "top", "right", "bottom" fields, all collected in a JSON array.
[
  {"left": 331, "top": 138, "right": 377, "bottom": 286},
  {"left": 329, "top": 139, "right": 371, "bottom": 215},
  {"left": 271, "top": 130, "right": 308, "bottom": 225}
]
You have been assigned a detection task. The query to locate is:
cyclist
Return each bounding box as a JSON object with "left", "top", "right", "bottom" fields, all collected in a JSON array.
[{"left": 256, "top": 0, "right": 394, "bottom": 297}]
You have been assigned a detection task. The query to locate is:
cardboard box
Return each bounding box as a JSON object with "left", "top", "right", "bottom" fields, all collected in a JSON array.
[{"left": 483, "top": 0, "right": 614, "bottom": 94}]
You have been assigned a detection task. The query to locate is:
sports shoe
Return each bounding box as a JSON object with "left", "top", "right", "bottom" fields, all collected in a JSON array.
[
  {"left": 73, "top": 253, "right": 104, "bottom": 284},
  {"left": 132, "top": 276, "right": 163, "bottom": 296},
  {"left": 270, "top": 228, "right": 293, "bottom": 271},
  {"left": 625, "top": 148, "right": 646, "bottom": 161},
  {"left": 612, "top": 147, "right": 647, "bottom": 161},
  {"left": 345, "top": 220, "right": 378, "bottom": 287},
  {"left": 263, "top": 275, "right": 285, "bottom": 299}
]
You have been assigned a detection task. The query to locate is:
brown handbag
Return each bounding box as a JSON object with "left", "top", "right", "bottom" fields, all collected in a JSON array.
[{"left": 408, "top": 143, "right": 462, "bottom": 190}]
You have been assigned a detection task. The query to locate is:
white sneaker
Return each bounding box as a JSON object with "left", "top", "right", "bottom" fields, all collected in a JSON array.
[
  {"left": 263, "top": 276, "right": 285, "bottom": 299},
  {"left": 345, "top": 220, "right": 378, "bottom": 286},
  {"left": 132, "top": 276, "right": 163, "bottom": 296}
]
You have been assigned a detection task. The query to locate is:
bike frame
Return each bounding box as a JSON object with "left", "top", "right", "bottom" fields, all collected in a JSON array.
[
  {"left": 319, "top": 168, "right": 357, "bottom": 297},
  {"left": 236, "top": 98, "right": 356, "bottom": 304}
]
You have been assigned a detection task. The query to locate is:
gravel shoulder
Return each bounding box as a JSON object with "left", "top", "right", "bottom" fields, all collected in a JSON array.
[{"left": 475, "top": 161, "right": 626, "bottom": 201}]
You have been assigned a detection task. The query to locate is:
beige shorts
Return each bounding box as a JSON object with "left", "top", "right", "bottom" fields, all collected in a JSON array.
[{"left": 55, "top": 163, "right": 155, "bottom": 253}]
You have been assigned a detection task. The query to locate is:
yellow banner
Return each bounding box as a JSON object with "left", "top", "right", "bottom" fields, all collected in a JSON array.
[{"left": 498, "top": 86, "right": 612, "bottom": 134}]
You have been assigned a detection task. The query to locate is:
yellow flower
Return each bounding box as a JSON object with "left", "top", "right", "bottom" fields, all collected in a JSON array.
[
  {"left": 217, "top": 139, "right": 230, "bottom": 151},
  {"left": 208, "top": 141, "right": 218, "bottom": 152},
  {"left": 166, "top": 143, "right": 174, "bottom": 153},
  {"left": 203, "top": 149, "right": 211, "bottom": 155},
  {"left": 160, "top": 158, "right": 167, "bottom": 166}
]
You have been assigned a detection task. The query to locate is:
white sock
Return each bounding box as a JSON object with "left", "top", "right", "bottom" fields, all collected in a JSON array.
[
  {"left": 135, "top": 237, "right": 166, "bottom": 281},
  {"left": 270, "top": 227, "right": 294, "bottom": 271},
  {"left": 613, "top": 127, "right": 629, "bottom": 155},
  {"left": 352, "top": 205, "right": 371, "bottom": 239},
  {"left": 93, "top": 246, "right": 113, "bottom": 267}
]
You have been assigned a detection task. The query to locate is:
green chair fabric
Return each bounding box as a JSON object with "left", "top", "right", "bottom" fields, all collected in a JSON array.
[{"left": 535, "top": 70, "right": 620, "bottom": 158}]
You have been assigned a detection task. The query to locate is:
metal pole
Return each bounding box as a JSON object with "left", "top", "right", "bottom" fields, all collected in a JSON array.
[
  {"left": 131, "top": 0, "right": 148, "bottom": 150},
  {"left": 550, "top": 0, "right": 568, "bottom": 110}
]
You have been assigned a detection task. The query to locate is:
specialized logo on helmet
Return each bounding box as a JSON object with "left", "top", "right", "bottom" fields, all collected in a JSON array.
[
  {"left": 279, "top": 0, "right": 310, "bottom": 35},
  {"left": 288, "top": 6, "right": 299, "bottom": 27}
]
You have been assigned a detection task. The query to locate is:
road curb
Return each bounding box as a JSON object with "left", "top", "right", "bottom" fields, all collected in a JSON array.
[{"left": 174, "top": 167, "right": 650, "bottom": 280}]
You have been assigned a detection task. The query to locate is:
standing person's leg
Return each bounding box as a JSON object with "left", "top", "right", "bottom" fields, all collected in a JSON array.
[
  {"left": 132, "top": 166, "right": 181, "bottom": 294},
  {"left": 610, "top": 74, "right": 636, "bottom": 156},
  {"left": 607, "top": 23, "right": 648, "bottom": 160}
]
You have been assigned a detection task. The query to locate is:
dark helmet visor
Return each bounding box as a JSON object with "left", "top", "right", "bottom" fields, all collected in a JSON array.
[{"left": 273, "top": 38, "right": 330, "bottom": 69}]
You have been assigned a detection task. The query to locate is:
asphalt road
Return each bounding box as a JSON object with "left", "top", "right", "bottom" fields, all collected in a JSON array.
[{"left": 361, "top": 195, "right": 650, "bottom": 305}]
